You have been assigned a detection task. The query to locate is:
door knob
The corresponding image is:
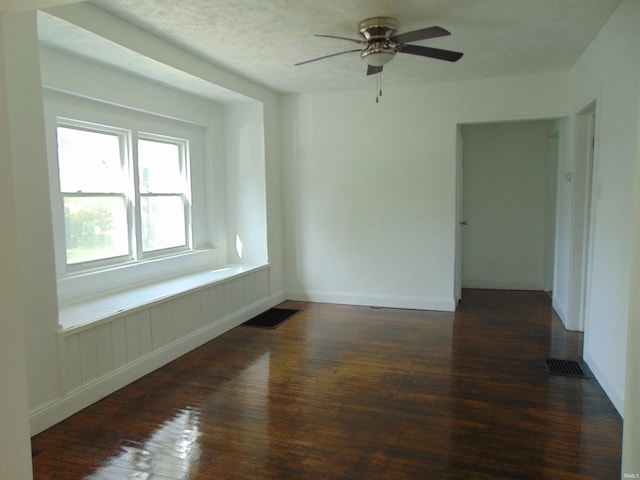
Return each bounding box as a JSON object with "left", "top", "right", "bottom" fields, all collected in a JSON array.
[{"left": 460, "top": 221, "right": 468, "bottom": 226}]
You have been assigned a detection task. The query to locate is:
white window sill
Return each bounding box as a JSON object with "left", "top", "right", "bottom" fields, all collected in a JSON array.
[{"left": 58, "top": 263, "right": 267, "bottom": 334}]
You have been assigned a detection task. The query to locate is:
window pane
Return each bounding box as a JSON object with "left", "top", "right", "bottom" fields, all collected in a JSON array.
[
  {"left": 141, "top": 195, "right": 186, "bottom": 252},
  {"left": 64, "top": 196, "right": 129, "bottom": 264},
  {"left": 57, "top": 127, "right": 123, "bottom": 193},
  {"left": 138, "top": 139, "right": 182, "bottom": 193}
]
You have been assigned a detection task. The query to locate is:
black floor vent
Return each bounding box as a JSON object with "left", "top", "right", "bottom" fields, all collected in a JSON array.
[
  {"left": 242, "top": 308, "right": 300, "bottom": 329},
  {"left": 545, "top": 358, "right": 592, "bottom": 378}
]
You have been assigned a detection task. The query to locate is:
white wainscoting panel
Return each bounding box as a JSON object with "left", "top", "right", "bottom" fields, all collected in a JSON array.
[{"left": 32, "top": 266, "right": 280, "bottom": 434}]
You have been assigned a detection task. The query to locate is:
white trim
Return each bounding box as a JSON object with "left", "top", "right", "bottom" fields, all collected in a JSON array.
[
  {"left": 566, "top": 99, "right": 601, "bottom": 332},
  {"left": 552, "top": 296, "right": 569, "bottom": 328},
  {"left": 461, "top": 279, "right": 543, "bottom": 291},
  {"left": 31, "top": 292, "right": 285, "bottom": 435},
  {"left": 457, "top": 111, "right": 569, "bottom": 127},
  {"left": 286, "top": 289, "right": 456, "bottom": 312},
  {"left": 584, "top": 349, "right": 624, "bottom": 416}
]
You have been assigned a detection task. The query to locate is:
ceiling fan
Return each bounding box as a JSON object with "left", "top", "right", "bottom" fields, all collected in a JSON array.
[{"left": 295, "top": 16, "right": 464, "bottom": 76}]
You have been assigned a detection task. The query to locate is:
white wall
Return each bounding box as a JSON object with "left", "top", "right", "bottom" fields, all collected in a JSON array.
[
  {"left": 6, "top": 9, "right": 61, "bottom": 432},
  {"left": 565, "top": 0, "right": 640, "bottom": 414},
  {"left": 281, "top": 72, "right": 569, "bottom": 311},
  {"left": 460, "top": 120, "right": 556, "bottom": 291},
  {"left": 622, "top": 85, "right": 640, "bottom": 478},
  {"left": 225, "top": 102, "right": 268, "bottom": 265},
  {"left": 0, "top": 12, "right": 35, "bottom": 480},
  {"left": 544, "top": 128, "right": 559, "bottom": 292}
]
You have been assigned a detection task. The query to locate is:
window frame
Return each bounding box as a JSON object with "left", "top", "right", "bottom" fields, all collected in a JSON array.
[
  {"left": 135, "top": 132, "right": 192, "bottom": 258},
  {"left": 55, "top": 119, "right": 134, "bottom": 270}
]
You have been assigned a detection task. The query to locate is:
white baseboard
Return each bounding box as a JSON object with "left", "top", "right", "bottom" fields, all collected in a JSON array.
[
  {"left": 584, "top": 349, "right": 625, "bottom": 417},
  {"left": 462, "top": 279, "right": 543, "bottom": 290},
  {"left": 270, "top": 290, "right": 287, "bottom": 306},
  {"left": 30, "top": 294, "right": 283, "bottom": 435},
  {"left": 551, "top": 297, "right": 569, "bottom": 328},
  {"left": 286, "top": 289, "right": 456, "bottom": 312}
]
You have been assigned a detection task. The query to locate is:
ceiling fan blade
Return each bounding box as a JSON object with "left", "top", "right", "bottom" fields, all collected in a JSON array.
[
  {"left": 295, "top": 48, "right": 362, "bottom": 66},
  {"left": 315, "top": 34, "right": 366, "bottom": 45},
  {"left": 367, "top": 64, "right": 383, "bottom": 76},
  {"left": 390, "top": 25, "right": 450, "bottom": 44},
  {"left": 398, "top": 44, "right": 463, "bottom": 62}
]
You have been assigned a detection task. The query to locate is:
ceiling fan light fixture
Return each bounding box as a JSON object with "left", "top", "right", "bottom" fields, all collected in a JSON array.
[
  {"left": 361, "top": 50, "right": 395, "bottom": 67},
  {"left": 361, "top": 42, "right": 396, "bottom": 66}
]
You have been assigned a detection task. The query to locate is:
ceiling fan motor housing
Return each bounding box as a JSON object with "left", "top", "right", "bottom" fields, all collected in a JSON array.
[
  {"left": 359, "top": 17, "right": 399, "bottom": 66},
  {"left": 358, "top": 17, "right": 398, "bottom": 40}
]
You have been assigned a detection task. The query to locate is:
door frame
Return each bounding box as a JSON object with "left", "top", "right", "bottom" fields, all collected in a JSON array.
[
  {"left": 454, "top": 126, "right": 464, "bottom": 302},
  {"left": 567, "top": 102, "right": 598, "bottom": 332}
]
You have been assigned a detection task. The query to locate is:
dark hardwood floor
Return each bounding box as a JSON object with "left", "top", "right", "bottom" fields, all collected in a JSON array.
[{"left": 32, "top": 289, "right": 622, "bottom": 479}]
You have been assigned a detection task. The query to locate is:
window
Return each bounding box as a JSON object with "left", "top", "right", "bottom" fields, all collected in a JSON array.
[
  {"left": 55, "top": 120, "right": 192, "bottom": 270},
  {"left": 43, "top": 86, "right": 228, "bottom": 306},
  {"left": 137, "top": 137, "right": 189, "bottom": 253}
]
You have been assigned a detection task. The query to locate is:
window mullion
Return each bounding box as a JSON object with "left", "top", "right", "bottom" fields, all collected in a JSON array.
[
  {"left": 130, "top": 130, "right": 143, "bottom": 260},
  {"left": 181, "top": 142, "right": 193, "bottom": 250}
]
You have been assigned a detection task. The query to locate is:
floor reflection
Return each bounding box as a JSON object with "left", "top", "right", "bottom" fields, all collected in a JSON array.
[
  {"left": 85, "top": 408, "right": 201, "bottom": 479},
  {"left": 189, "top": 351, "right": 272, "bottom": 478}
]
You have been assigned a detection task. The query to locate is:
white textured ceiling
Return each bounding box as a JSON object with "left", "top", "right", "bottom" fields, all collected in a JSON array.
[
  {"left": 48, "top": 0, "right": 621, "bottom": 94},
  {"left": 38, "top": 11, "right": 251, "bottom": 104}
]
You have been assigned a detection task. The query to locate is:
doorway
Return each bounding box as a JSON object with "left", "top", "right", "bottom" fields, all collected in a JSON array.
[{"left": 456, "top": 120, "right": 559, "bottom": 296}]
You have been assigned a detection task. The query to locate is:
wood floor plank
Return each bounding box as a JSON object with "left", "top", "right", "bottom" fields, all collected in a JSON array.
[{"left": 32, "top": 290, "right": 622, "bottom": 479}]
